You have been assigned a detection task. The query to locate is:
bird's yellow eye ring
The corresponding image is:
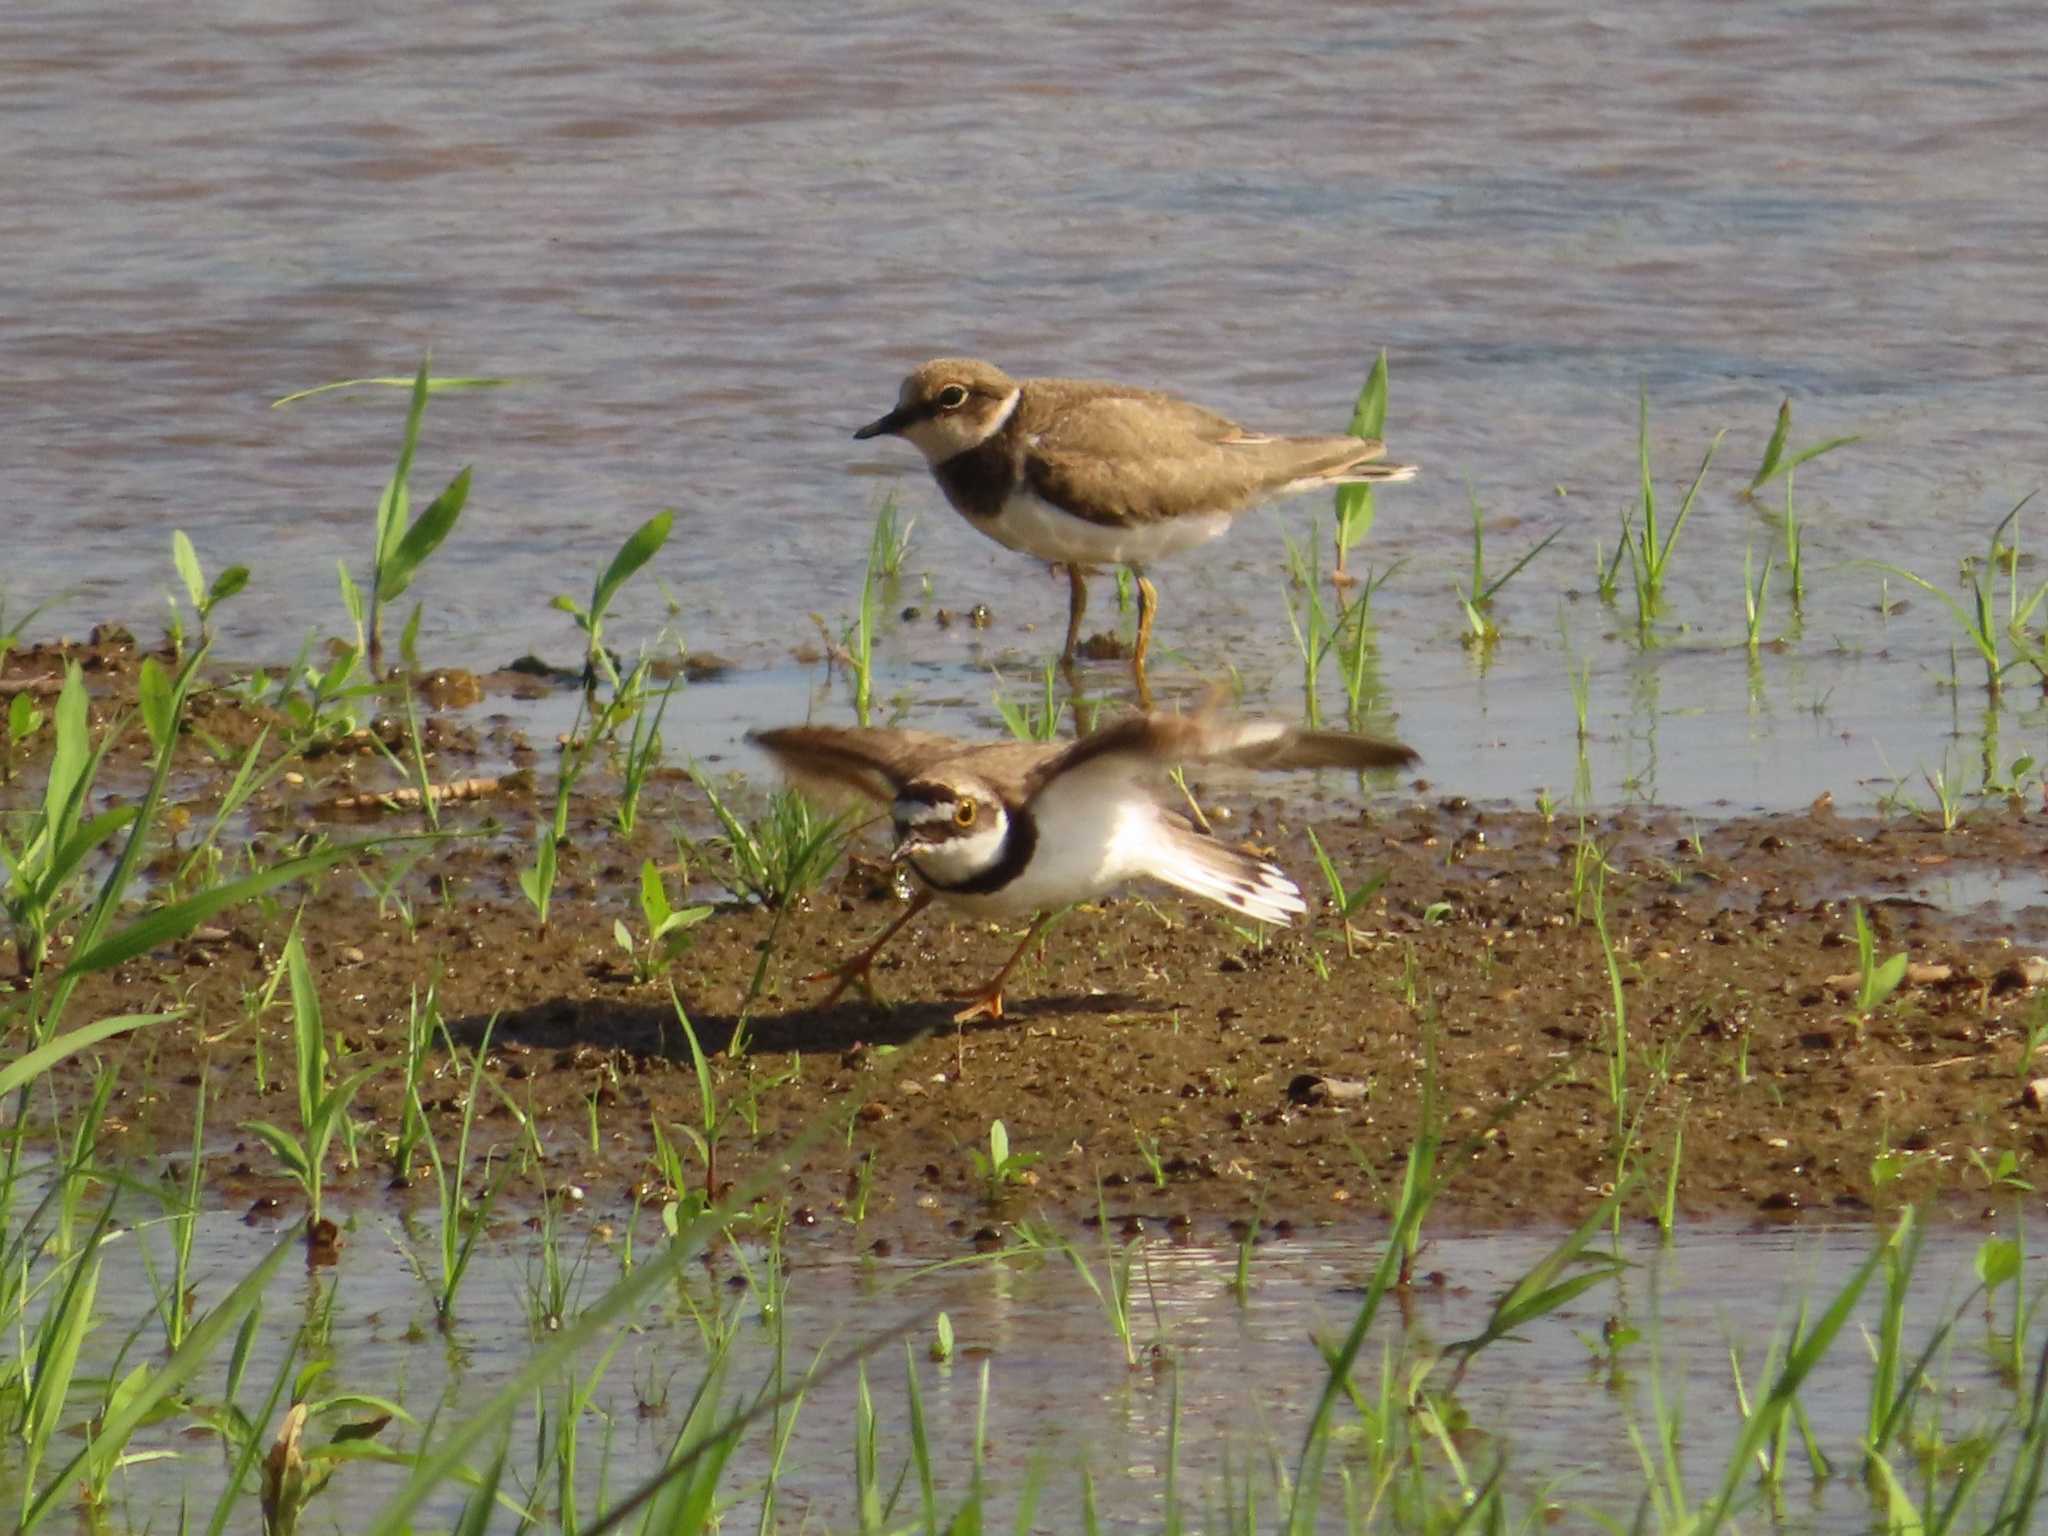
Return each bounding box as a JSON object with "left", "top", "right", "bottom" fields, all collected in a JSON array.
[
  {"left": 936, "top": 384, "right": 969, "bottom": 410},
  {"left": 953, "top": 801, "right": 977, "bottom": 828}
]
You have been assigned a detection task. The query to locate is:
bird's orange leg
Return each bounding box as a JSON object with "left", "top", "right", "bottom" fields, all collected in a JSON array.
[
  {"left": 805, "top": 888, "right": 934, "bottom": 1007},
  {"left": 950, "top": 909, "right": 1059, "bottom": 1024},
  {"left": 1131, "top": 572, "right": 1158, "bottom": 709},
  {"left": 1061, "top": 564, "right": 1089, "bottom": 663}
]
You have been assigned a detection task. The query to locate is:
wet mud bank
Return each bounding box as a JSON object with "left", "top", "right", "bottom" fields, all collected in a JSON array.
[{"left": 7, "top": 635, "right": 2048, "bottom": 1250}]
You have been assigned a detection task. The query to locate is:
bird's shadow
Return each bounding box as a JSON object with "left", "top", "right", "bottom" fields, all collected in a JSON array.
[{"left": 447, "top": 985, "right": 1156, "bottom": 1061}]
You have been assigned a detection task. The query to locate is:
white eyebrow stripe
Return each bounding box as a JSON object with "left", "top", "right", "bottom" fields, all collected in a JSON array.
[{"left": 983, "top": 387, "right": 1021, "bottom": 434}]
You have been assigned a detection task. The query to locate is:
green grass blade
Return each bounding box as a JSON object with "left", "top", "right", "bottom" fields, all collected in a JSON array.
[
  {"left": 1335, "top": 350, "right": 1389, "bottom": 552},
  {"left": 1477, "top": 525, "right": 1564, "bottom": 606},
  {"left": 1749, "top": 399, "right": 1792, "bottom": 490},
  {"left": 1691, "top": 1233, "right": 1884, "bottom": 1535},
  {"left": 1346, "top": 350, "right": 1390, "bottom": 440},
  {"left": 0, "top": 1011, "right": 180, "bottom": 1098},
  {"left": 591, "top": 510, "right": 675, "bottom": 625},
  {"left": 172, "top": 530, "right": 206, "bottom": 610},
  {"left": 22, "top": 1235, "right": 293, "bottom": 1532},
  {"left": 285, "top": 930, "right": 324, "bottom": 1129},
  {"left": 271, "top": 375, "right": 515, "bottom": 408},
  {"left": 1864, "top": 562, "right": 1996, "bottom": 663},
  {"left": 38, "top": 662, "right": 89, "bottom": 838},
  {"left": 29, "top": 806, "right": 141, "bottom": 907},
  {"left": 1769, "top": 433, "right": 1860, "bottom": 481},
  {"left": 376, "top": 360, "right": 433, "bottom": 571},
  {"left": 64, "top": 835, "right": 438, "bottom": 976},
  {"left": 379, "top": 466, "right": 473, "bottom": 603}
]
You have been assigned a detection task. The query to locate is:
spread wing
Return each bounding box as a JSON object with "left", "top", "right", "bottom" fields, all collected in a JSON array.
[
  {"left": 748, "top": 725, "right": 972, "bottom": 808},
  {"left": 1026, "top": 713, "right": 1417, "bottom": 798}
]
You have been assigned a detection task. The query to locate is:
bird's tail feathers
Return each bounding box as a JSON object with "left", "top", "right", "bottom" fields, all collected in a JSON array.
[
  {"left": 1286, "top": 460, "right": 1419, "bottom": 493},
  {"left": 1147, "top": 822, "right": 1305, "bottom": 926}
]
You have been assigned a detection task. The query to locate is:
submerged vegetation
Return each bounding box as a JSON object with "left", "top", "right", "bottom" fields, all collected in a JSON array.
[{"left": 1, "top": 357, "right": 2046, "bottom": 1530}]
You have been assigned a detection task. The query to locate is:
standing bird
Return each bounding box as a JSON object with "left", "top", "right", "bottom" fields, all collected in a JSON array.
[
  {"left": 751, "top": 712, "right": 1416, "bottom": 1023},
  {"left": 853, "top": 358, "right": 1417, "bottom": 696}
]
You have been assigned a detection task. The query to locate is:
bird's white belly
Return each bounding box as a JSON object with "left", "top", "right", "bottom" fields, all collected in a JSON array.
[{"left": 979, "top": 492, "right": 1235, "bottom": 568}]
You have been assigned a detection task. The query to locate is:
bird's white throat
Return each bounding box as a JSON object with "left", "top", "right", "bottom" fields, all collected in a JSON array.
[{"left": 903, "top": 813, "right": 1010, "bottom": 887}]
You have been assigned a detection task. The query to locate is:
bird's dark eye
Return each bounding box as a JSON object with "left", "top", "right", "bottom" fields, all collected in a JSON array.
[
  {"left": 935, "top": 384, "right": 970, "bottom": 410},
  {"left": 953, "top": 800, "right": 977, "bottom": 828}
]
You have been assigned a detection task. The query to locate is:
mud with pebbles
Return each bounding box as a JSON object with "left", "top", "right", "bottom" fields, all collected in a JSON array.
[{"left": 7, "top": 633, "right": 2048, "bottom": 1253}]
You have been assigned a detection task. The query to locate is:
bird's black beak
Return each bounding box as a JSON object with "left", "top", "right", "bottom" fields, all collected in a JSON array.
[{"left": 854, "top": 404, "right": 914, "bottom": 441}]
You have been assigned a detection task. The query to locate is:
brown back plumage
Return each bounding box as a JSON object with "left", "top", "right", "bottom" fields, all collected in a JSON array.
[{"left": 1009, "top": 377, "right": 1409, "bottom": 528}]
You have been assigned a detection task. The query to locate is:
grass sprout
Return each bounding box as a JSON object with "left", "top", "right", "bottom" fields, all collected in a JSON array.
[
  {"left": 1745, "top": 396, "right": 1859, "bottom": 496},
  {"left": 278, "top": 358, "right": 479, "bottom": 680},
  {"left": 1867, "top": 493, "right": 2047, "bottom": 696},
  {"left": 1332, "top": 349, "right": 1389, "bottom": 579},
  {"left": 689, "top": 774, "right": 850, "bottom": 911},
  {"left": 1852, "top": 901, "right": 1909, "bottom": 1017},
  {"left": 1458, "top": 484, "right": 1562, "bottom": 650}
]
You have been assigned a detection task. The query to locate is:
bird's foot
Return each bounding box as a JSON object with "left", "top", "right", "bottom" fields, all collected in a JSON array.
[
  {"left": 949, "top": 987, "right": 1006, "bottom": 1024},
  {"left": 804, "top": 952, "right": 882, "bottom": 1010}
]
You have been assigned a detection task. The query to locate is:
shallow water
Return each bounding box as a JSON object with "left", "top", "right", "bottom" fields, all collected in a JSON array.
[
  {"left": 4, "top": 3, "right": 2046, "bottom": 813},
  {"left": 53, "top": 1202, "right": 2044, "bottom": 1532}
]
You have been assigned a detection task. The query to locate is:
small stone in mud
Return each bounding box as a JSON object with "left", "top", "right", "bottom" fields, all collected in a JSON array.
[
  {"left": 1287, "top": 1073, "right": 1368, "bottom": 1106},
  {"left": 504, "top": 653, "right": 569, "bottom": 680},
  {"left": 2023, "top": 1078, "right": 2048, "bottom": 1112},
  {"left": 1077, "top": 631, "right": 1130, "bottom": 661},
  {"left": 415, "top": 669, "right": 485, "bottom": 709},
  {"left": 1993, "top": 955, "right": 2048, "bottom": 994},
  {"left": 681, "top": 653, "right": 735, "bottom": 682},
  {"left": 305, "top": 1218, "right": 343, "bottom": 1266}
]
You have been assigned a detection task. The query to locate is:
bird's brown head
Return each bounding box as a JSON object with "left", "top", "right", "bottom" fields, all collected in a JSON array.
[
  {"left": 890, "top": 773, "right": 1008, "bottom": 882},
  {"left": 854, "top": 358, "right": 1020, "bottom": 464}
]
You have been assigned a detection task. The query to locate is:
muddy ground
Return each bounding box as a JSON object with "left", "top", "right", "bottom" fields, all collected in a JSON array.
[{"left": 6, "top": 633, "right": 2048, "bottom": 1252}]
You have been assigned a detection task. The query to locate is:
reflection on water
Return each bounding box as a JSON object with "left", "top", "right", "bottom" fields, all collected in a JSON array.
[
  {"left": 50, "top": 1203, "right": 2044, "bottom": 1531},
  {"left": 3, "top": 1, "right": 2045, "bottom": 814}
]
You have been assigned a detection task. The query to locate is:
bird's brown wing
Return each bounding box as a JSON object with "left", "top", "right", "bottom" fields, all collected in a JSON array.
[
  {"left": 1024, "top": 713, "right": 1417, "bottom": 797},
  {"left": 1022, "top": 390, "right": 1259, "bottom": 527},
  {"left": 1023, "top": 390, "right": 1399, "bottom": 528},
  {"left": 749, "top": 725, "right": 977, "bottom": 808}
]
